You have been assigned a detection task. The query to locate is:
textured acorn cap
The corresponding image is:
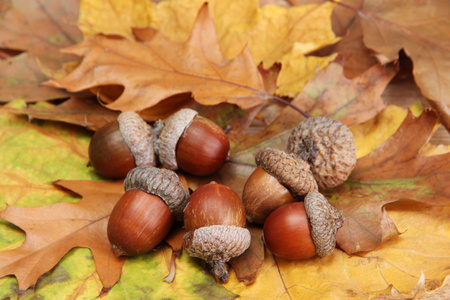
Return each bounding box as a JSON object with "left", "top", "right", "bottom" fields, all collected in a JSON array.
[
  {"left": 255, "top": 148, "right": 318, "bottom": 198},
  {"left": 304, "top": 191, "right": 343, "bottom": 257},
  {"left": 124, "top": 166, "right": 190, "bottom": 221},
  {"left": 183, "top": 225, "right": 251, "bottom": 282},
  {"left": 158, "top": 108, "right": 198, "bottom": 170},
  {"left": 287, "top": 117, "right": 356, "bottom": 190},
  {"left": 117, "top": 111, "right": 156, "bottom": 167}
]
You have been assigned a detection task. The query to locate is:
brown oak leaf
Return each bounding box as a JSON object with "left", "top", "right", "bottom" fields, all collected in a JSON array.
[
  {"left": 0, "top": 0, "right": 81, "bottom": 102},
  {"left": 231, "top": 61, "right": 396, "bottom": 154},
  {"left": 7, "top": 96, "right": 119, "bottom": 131},
  {"left": 0, "top": 180, "right": 125, "bottom": 294},
  {"left": 360, "top": 0, "right": 450, "bottom": 104},
  {"left": 331, "top": 108, "right": 450, "bottom": 253},
  {"left": 45, "top": 5, "right": 266, "bottom": 112}
]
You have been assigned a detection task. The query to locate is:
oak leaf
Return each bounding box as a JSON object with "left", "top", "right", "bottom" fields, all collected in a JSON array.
[
  {"left": 0, "top": 0, "right": 81, "bottom": 102},
  {"left": 78, "top": 0, "right": 155, "bottom": 40},
  {"left": 46, "top": 5, "right": 266, "bottom": 112},
  {"left": 223, "top": 201, "right": 450, "bottom": 299},
  {"left": 7, "top": 96, "right": 119, "bottom": 131},
  {"left": 360, "top": 0, "right": 450, "bottom": 104},
  {"left": 230, "top": 62, "right": 396, "bottom": 154},
  {"left": 0, "top": 180, "right": 125, "bottom": 294},
  {"left": 332, "top": 108, "right": 450, "bottom": 253}
]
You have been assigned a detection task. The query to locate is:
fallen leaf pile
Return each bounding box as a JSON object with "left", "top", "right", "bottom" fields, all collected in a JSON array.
[{"left": 0, "top": 0, "right": 449, "bottom": 299}]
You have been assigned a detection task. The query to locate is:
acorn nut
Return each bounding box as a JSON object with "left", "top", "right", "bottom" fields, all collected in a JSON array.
[
  {"left": 89, "top": 111, "right": 156, "bottom": 178},
  {"left": 242, "top": 148, "right": 318, "bottom": 224},
  {"left": 183, "top": 182, "right": 250, "bottom": 282},
  {"left": 287, "top": 117, "right": 357, "bottom": 189},
  {"left": 158, "top": 108, "right": 230, "bottom": 176},
  {"left": 107, "top": 166, "right": 189, "bottom": 256},
  {"left": 263, "top": 191, "right": 343, "bottom": 260}
]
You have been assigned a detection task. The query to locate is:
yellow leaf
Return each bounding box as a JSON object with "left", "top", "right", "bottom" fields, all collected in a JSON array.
[
  {"left": 151, "top": 0, "right": 205, "bottom": 42},
  {"left": 224, "top": 202, "right": 450, "bottom": 299},
  {"left": 253, "top": 2, "right": 339, "bottom": 68},
  {"left": 351, "top": 105, "right": 408, "bottom": 159},
  {"left": 78, "top": 0, "right": 154, "bottom": 39},
  {"left": 275, "top": 47, "right": 337, "bottom": 97}
]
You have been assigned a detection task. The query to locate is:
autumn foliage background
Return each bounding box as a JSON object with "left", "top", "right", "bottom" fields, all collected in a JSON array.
[{"left": 0, "top": 0, "right": 449, "bottom": 299}]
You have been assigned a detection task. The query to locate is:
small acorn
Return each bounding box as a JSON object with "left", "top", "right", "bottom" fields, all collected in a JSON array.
[
  {"left": 158, "top": 109, "right": 230, "bottom": 176},
  {"left": 263, "top": 191, "right": 343, "bottom": 260},
  {"left": 89, "top": 111, "right": 156, "bottom": 178},
  {"left": 287, "top": 117, "right": 357, "bottom": 189},
  {"left": 107, "top": 166, "right": 189, "bottom": 256},
  {"left": 182, "top": 182, "right": 250, "bottom": 282},
  {"left": 242, "top": 148, "right": 318, "bottom": 224}
]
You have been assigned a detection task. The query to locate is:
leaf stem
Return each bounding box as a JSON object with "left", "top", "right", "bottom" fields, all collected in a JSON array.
[{"left": 268, "top": 94, "right": 310, "bottom": 118}]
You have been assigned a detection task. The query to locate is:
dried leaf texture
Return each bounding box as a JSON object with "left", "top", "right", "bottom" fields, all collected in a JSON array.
[
  {"left": 361, "top": 0, "right": 450, "bottom": 104},
  {"left": 0, "top": 0, "right": 82, "bottom": 102},
  {"left": 5, "top": 96, "right": 120, "bottom": 131},
  {"left": 231, "top": 62, "right": 395, "bottom": 154},
  {"left": 0, "top": 180, "right": 125, "bottom": 293},
  {"left": 46, "top": 5, "right": 265, "bottom": 112},
  {"left": 333, "top": 108, "right": 450, "bottom": 253},
  {"left": 224, "top": 201, "right": 450, "bottom": 299}
]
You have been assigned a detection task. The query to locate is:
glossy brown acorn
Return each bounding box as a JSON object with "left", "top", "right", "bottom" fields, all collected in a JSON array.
[
  {"left": 89, "top": 120, "right": 135, "bottom": 178},
  {"left": 107, "top": 166, "right": 189, "bottom": 256},
  {"left": 89, "top": 112, "right": 155, "bottom": 178},
  {"left": 242, "top": 148, "right": 318, "bottom": 224},
  {"left": 108, "top": 189, "right": 175, "bottom": 256},
  {"left": 263, "top": 192, "right": 344, "bottom": 260},
  {"left": 182, "top": 182, "right": 250, "bottom": 282},
  {"left": 159, "top": 109, "right": 230, "bottom": 176},
  {"left": 183, "top": 182, "right": 247, "bottom": 231},
  {"left": 263, "top": 202, "right": 316, "bottom": 260}
]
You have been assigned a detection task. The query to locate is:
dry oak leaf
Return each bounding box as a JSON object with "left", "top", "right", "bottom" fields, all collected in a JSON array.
[
  {"left": 230, "top": 61, "right": 396, "bottom": 154},
  {"left": 0, "top": 180, "right": 125, "bottom": 294},
  {"left": 331, "top": 108, "right": 450, "bottom": 254},
  {"left": 0, "top": 54, "right": 68, "bottom": 102},
  {"left": 46, "top": 5, "right": 266, "bottom": 112},
  {"left": 6, "top": 96, "right": 120, "bottom": 131},
  {"left": 78, "top": 0, "right": 154, "bottom": 40},
  {"left": 223, "top": 200, "right": 450, "bottom": 299},
  {"left": 0, "top": 0, "right": 81, "bottom": 70},
  {"left": 0, "top": 0, "right": 81, "bottom": 102},
  {"left": 360, "top": 0, "right": 450, "bottom": 104}
]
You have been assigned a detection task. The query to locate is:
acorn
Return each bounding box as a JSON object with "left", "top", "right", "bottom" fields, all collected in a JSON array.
[
  {"left": 263, "top": 192, "right": 343, "bottom": 260},
  {"left": 287, "top": 117, "right": 357, "bottom": 189},
  {"left": 242, "top": 148, "right": 318, "bottom": 224},
  {"left": 107, "top": 166, "right": 189, "bottom": 256},
  {"left": 89, "top": 111, "right": 156, "bottom": 178},
  {"left": 182, "top": 182, "right": 250, "bottom": 282},
  {"left": 158, "top": 108, "right": 230, "bottom": 176}
]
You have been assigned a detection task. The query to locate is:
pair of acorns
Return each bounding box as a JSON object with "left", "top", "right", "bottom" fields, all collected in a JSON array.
[
  {"left": 243, "top": 117, "right": 357, "bottom": 260},
  {"left": 88, "top": 108, "right": 230, "bottom": 178},
  {"left": 92, "top": 109, "right": 356, "bottom": 282}
]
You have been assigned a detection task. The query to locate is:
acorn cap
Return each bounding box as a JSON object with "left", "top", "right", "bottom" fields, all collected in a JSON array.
[
  {"left": 124, "top": 166, "right": 190, "bottom": 221},
  {"left": 255, "top": 148, "right": 318, "bottom": 198},
  {"left": 287, "top": 117, "right": 357, "bottom": 190},
  {"left": 304, "top": 191, "right": 343, "bottom": 257},
  {"left": 158, "top": 108, "right": 198, "bottom": 170},
  {"left": 183, "top": 225, "right": 251, "bottom": 282},
  {"left": 117, "top": 111, "right": 156, "bottom": 167}
]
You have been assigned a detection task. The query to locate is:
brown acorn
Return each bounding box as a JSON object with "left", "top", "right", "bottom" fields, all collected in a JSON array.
[
  {"left": 158, "top": 109, "right": 230, "bottom": 176},
  {"left": 107, "top": 166, "right": 189, "bottom": 256},
  {"left": 89, "top": 111, "right": 156, "bottom": 178},
  {"left": 242, "top": 148, "right": 318, "bottom": 224},
  {"left": 182, "top": 182, "right": 250, "bottom": 282},
  {"left": 263, "top": 191, "right": 343, "bottom": 260}
]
